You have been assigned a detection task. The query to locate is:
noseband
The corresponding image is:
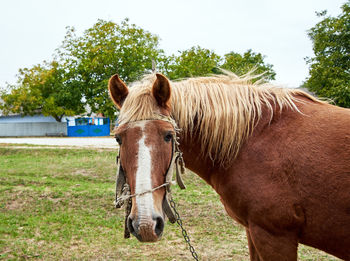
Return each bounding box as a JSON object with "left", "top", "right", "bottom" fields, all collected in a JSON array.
[{"left": 114, "top": 115, "right": 186, "bottom": 238}]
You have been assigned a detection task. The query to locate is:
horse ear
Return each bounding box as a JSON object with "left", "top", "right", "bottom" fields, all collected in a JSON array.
[
  {"left": 152, "top": 73, "right": 171, "bottom": 109},
  {"left": 108, "top": 74, "right": 129, "bottom": 109}
]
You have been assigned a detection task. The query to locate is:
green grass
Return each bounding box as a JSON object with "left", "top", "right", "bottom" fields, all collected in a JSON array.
[{"left": 0, "top": 146, "right": 340, "bottom": 260}]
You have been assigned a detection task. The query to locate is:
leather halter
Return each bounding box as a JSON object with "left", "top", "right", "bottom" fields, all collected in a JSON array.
[{"left": 114, "top": 116, "right": 186, "bottom": 238}]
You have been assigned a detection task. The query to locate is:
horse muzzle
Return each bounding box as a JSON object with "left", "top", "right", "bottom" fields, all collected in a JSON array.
[{"left": 127, "top": 214, "right": 164, "bottom": 242}]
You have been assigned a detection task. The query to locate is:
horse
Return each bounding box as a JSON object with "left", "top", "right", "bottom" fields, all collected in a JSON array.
[{"left": 109, "top": 72, "right": 350, "bottom": 261}]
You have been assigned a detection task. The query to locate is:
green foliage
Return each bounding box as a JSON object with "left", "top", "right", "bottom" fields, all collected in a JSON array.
[
  {"left": 162, "top": 46, "right": 221, "bottom": 79},
  {"left": 57, "top": 18, "right": 163, "bottom": 120},
  {"left": 0, "top": 61, "right": 84, "bottom": 122},
  {"left": 1, "top": 18, "right": 277, "bottom": 121},
  {"left": 161, "top": 46, "right": 275, "bottom": 82},
  {"left": 0, "top": 19, "right": 163, "bottom": 121},
  {"left": 305, "top": 1, "right": 350, "bottom": 107},
  {"left": 222, "top": 49, "right": 276, "bottom": 81}
]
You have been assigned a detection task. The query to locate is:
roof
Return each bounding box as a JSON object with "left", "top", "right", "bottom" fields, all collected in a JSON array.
[{"left": 0, "top": 114, "right": 57, "bottom": 123}]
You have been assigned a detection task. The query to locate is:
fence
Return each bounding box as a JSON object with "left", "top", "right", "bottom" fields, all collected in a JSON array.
[
  {"left": 67, "top": 118, "right": 110, "bottom": 137},
  {"left": 0, "top": 122, "right": 67, "bottom": 137}
]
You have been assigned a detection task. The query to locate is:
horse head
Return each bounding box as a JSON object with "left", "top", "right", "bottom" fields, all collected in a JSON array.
[{"left": 109, "top": 73, "right": 180, "bottom": 242}]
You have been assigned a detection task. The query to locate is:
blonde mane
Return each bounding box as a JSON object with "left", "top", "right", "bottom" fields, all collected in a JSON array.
[{"left": 118, "top": 72, "right": 321, "bottom": 165}]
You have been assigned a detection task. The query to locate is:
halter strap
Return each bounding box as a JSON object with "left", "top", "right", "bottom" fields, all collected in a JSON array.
[
  {"left": 118, "top": 114, "right": 177, "bottom": 129},
  {"left": 114, "top": 115, "right": 186, "bottom": 238}
]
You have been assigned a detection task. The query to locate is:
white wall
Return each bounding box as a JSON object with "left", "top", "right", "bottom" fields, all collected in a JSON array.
[{"left": 0, "top": 122, "right": 67, "bottom": 136}]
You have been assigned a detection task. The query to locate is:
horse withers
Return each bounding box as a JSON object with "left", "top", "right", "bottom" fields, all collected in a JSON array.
[{"left": 109, "top": 72, "right": 350, "bottom": 260}]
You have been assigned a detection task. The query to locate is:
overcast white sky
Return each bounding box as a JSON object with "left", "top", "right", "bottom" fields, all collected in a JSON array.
[{"left": 0, "top": 0, "right": 346, "bottom": 89}]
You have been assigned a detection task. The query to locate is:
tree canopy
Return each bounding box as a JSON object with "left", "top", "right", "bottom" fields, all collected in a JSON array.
[
  {"left": 162, "top": 46, "right": 222, "bottom": 80},
  {"left": 1, "top": 19, "right": 277, "bottom": 121},
  {"left": 161, "top": 46, "right": 275, "bottom": 82},
  {"left": 1, "top": 19, "right": 163, "bottom": 121},
  {"left": 56, "top": 18, "right": 164, "bottom": 119},
  {"left": 222, "top": 49, "right": 275, "bottom": 81},
  {"left": 0, "top": 61, "right": 84, "bottom": 122},
  {"left": 304, "top": 1, "right": 350, "bottom": 108}
]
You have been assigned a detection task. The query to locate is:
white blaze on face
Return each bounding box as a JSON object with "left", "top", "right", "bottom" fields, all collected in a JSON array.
[{"left": 134, "top": 122, "right": 154, "bottom": 221}]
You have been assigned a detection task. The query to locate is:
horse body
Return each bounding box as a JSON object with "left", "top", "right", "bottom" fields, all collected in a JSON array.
[
  {"left": 179, "top": 98, "right": 350, "bottom": 260},
  {"left": 109, "top": 72, "right": 350, "bottom": 260}
]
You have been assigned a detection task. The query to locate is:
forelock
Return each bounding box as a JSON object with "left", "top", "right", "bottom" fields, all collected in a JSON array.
[{"left": 118, "top": 74, "right": 160, "bottom": 125}]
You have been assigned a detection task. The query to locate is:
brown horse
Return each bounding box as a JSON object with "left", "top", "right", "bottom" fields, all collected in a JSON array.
[{"left": 109, "top": 72, "right": 350, "bottom": 260}]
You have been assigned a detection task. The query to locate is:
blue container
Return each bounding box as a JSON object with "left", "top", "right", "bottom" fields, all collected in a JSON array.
[{"left": 67, "top": 118, "right": 110, "bottom": 137}]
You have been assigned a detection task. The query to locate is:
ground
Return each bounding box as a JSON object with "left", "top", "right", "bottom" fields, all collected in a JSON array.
[
  {"left": 0, "top": 139, "right": 341, "bottom": 260},
  {"left": 0, "top": 137, "right": 116, "bottom": 148}
]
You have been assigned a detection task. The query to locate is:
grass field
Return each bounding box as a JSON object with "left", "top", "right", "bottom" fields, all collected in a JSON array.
[{"left": 0, "top": 145, "right": 340, "bottom": 260}]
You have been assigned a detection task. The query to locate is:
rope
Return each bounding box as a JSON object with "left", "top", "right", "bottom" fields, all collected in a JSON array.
[{"left": 114, "top": 181, "right": 176, "bottom": 207}]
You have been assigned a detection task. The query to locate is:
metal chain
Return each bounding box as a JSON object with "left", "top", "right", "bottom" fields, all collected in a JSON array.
[{"left": 169, "top": 197, "right": 199, "bottom": 261}]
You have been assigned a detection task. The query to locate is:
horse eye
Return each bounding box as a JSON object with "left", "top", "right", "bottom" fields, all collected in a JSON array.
[
  {"left": 115, "top": 135, "right": 122, "bottom": 145},
  {"left": 164, "top": 132, "right": 173, "bottom": 142}
]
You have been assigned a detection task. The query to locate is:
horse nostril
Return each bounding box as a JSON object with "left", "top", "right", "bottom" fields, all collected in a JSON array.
[
  {"left": 127, "top": 215, "right": 163, "bottom": 241},
  {"left": 154, "top": 215, "right": 164, "bottom": 237}
]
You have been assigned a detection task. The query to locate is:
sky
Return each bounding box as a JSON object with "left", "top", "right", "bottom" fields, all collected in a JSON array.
[{"left": 0, "top": 0, "right": 346, "bottom": 89}]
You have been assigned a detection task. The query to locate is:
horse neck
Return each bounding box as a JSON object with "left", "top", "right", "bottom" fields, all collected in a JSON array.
[
  {"left": 178, "top": 134, "right": 215, "bottom": 185},
  {"left": 177, "top": 102, "right": 278, "bottom": 187}
]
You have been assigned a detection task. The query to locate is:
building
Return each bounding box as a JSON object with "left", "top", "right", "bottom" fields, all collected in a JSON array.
[{"left": 0, "top": 114, "right": 67, "bottom": 137}]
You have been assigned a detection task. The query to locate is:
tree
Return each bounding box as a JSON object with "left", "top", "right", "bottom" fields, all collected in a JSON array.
[
  {"left": 0, "top": 61, "right": 84, "bottom": 122},
  {"left": 1, "top": 19, "right": 164, "bottom": 121},
  {"left": 1, "top": 18, "right": 277, "bottom": 121},
  {"left": 161, "top": 46, "right": 275, "bottom": 82},
  {"left": 304, "top": 1, "right": 350, "bottom": 107},
  {"left": 162, "top": 46, "right": 221, "bottom": 80},
  {"left": 222, "top": 49, "right": 276, "bottom": 81},
  {"left": 57, "top": 19, "right": 164, "bottom": 119}
]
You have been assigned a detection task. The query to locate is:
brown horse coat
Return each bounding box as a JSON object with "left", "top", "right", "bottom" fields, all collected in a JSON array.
[
  {"left": 109, "top": 73, "right": 350, "bottom": 260},
  {"left": 180, "top": 98, "right": 350, "bottom": 260}
]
